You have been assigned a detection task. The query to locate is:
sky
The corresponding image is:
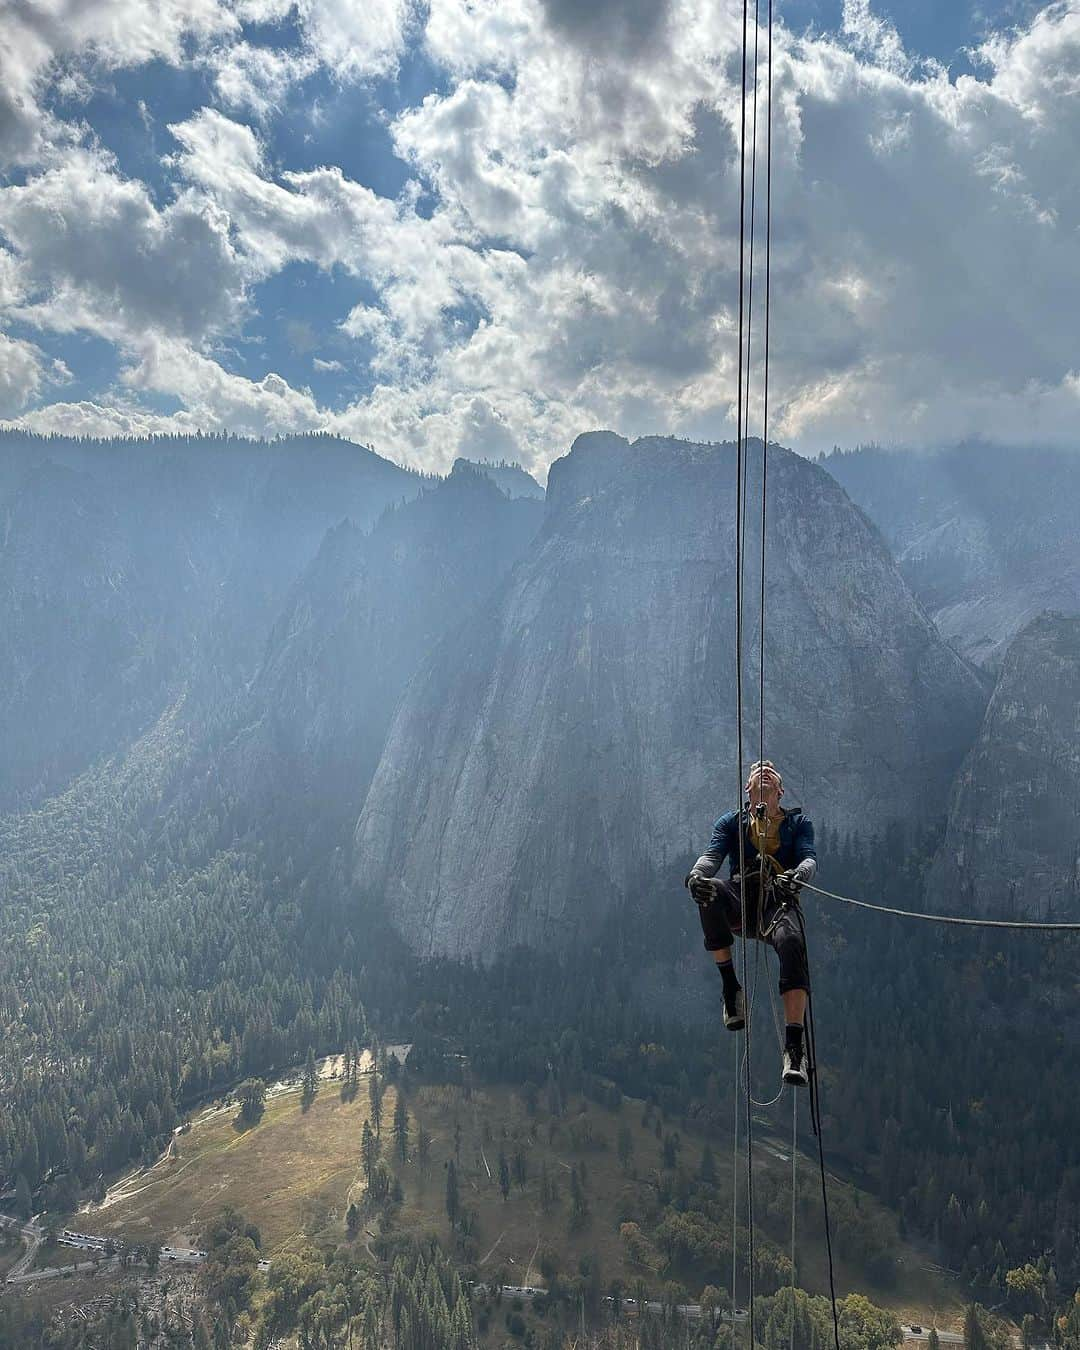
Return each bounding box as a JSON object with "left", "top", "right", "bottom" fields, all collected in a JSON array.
[{"left": 0, "top": 0, "right": 1075, "bottom": 477}]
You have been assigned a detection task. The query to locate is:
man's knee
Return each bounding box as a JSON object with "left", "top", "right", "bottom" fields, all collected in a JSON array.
[
  {"left": 772, "top": 925, "right": 810, "bottom": 992},
  {"left": 772, "top": 923, "right": 804, "bottom": 960}
]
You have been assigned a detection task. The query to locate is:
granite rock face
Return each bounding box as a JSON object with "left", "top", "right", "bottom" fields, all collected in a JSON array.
[
  {"left": 224, "top": 463, "right": 544, "bottom": 846},
  {"left": 822, "top": 444, "right": 1080, "bottom": 669},
  {"left": 458, "top": 458, "right": 545, "bottom": 500},
  {"left": 355, "top": 432, "right": 987, "bottom": 959},
  {"left": 0, "top": 432, "right": 423, "bottom": 808},
  {"left": 931, "top": 612, "right": 1080, "bottom": 919}
]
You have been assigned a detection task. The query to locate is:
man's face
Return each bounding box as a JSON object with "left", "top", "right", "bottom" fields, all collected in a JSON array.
[{"left": 747, "top": 768, "right": 783, "bottom": 812}]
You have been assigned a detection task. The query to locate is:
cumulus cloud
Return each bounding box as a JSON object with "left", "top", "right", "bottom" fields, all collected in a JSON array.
[
  {"left": 0, "top": 334, "right": 51, "bottom": 416},
  {"left": 0, "top": 146, "right": 249, "bottom": 344},
  {"left": 123, "top": 334, "right": 323, "bottom": 437},
  {"left": 3, "top": 0, "right": 1080, "bottom": 469},
  {"left": 207, "top": 41, "right": 318, "bottom": 119},
  {"left": 0, "top": 397, "right": 198, "bottom": 439},
  {"left": 294, "top": 0, "right": 416, "bottom": 79},
  {"left": 389, "top": 0, "right": 1080, "bottom": 461},
  {"left": 0, "top": 0, "right": 239, "bottom": 166}
]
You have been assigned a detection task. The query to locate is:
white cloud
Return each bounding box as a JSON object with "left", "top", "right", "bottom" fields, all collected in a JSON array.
[
  {"left": 122, "top": 334, "right": 324, "bottom": 437},
  {"left": 207, "top": 41, "right": 318, "bottom": 119},
  {"left": 0, "top": 146, "right": 249, "bottom": 344},
  {"left": 295, "top": 0, "right": 416, "bottom": 80},
  {"left": 5, "top": 0, "right": 1080, "bottom": 468},
  {"left": 0, "top": 0, "right": 239, "bottom": 166},
  {"left": 0, "top": 334, "right": 50, "bottom": 416},
  {"left": 0, "top": 397, "right": 198, "bottom": 439},
  {"left": 841, "top": 0, "right": 913, "bottom": 75}
]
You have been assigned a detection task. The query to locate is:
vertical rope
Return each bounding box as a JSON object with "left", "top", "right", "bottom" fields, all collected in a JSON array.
[
  {"left": 791, "top": 906, "right": 842, "bottom": 1350},
  {"left": 731, "top": 1034, "right": 740, "bottom": 1323},
  {"left": 733, "top": 0, "right": 756, "bottom": 1343},
  {"left": 790, "top": 1090, "right": 798, "bottom": 1350},
  {"left": 759, "top": 0, "right": 773, "bottom": 778},
  {"left": 740, "top": 0, "right": 762, "bottom": 581}
]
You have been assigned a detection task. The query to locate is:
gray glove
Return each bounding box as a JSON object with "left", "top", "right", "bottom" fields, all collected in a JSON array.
[
  {"left": 774, "top": 869, "right": 803, "bottom": 900},
  {"left": 686, "top": 870, "right": 721, "bottom": 906}
]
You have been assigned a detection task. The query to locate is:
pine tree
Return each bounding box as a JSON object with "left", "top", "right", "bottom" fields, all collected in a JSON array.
[
  {"left": 417, "top": 1124, "right": 433, "bottom": 1179},
  {"left": 393, "top": 1092, "right": 409, "bottom": 1163},
  {"left": 302, "top": 1047, "right": 318, "bottom": 1106},
  {"left": 499, "top": 1149, "right": 511, "bottom": 1201},
  {"left": 369, "top": 1062, "right": 383, "bottom": 1137},
  {"left": 446, "top": 1159, "right": 460, "bottom": 1228},
  {"left": 618, "top": 1124, "right": 634, "bottom": 1170},
  {"left": 965, "top": 1304, "right": 989, "bottom": 1350},
  {"left": 13, "top": 1172, "right": 31, "bottom": 1220},
  {"left": 361, "top": 1119, "right": 377, "bottom": 1187}
]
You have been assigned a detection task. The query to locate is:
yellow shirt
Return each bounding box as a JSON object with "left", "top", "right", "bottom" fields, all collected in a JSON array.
[{"left": 748, "top": 810, "right": 784, "bottom": 873}]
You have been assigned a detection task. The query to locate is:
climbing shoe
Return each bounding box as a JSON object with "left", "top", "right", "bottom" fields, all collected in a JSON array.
[
  {"left": 781, "top": 1045, "right": 809, "bottom": 1087},
  {"left": 723, "top": 988, "right": 746, "bottom": 1032}
]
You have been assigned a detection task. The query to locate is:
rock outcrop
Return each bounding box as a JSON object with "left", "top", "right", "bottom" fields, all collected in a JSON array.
[
  {"left": 355, "top": 432, "right": 987, "bottom": 959},
  {"left": 931, "top": 612, "right": 1080, "bottom": 919},
  {"left": 224, "top": 463, "right": 544, "bottom": 846},
  {"left": 822, "top": 444, "right": 1080, "bottom": 668},
  {"left": 0, "top": 431, "right": 422, "bottom": 807}
]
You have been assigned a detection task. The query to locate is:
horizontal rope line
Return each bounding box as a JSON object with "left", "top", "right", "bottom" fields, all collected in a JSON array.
[{"left": 800, "top": 880, "right": 1080, "bottom": 931}]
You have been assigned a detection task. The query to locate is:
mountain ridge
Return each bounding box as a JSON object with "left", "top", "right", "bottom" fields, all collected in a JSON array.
[{"left": 355, "top": 431, "right": 987, "bottom": 959}]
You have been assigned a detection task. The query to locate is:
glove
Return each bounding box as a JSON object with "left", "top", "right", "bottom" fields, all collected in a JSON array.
[
  {"left": 773, "top": 869, "right": 802, "bottom": 900},
  {"left": 685, "top": 870, "right": 720, "bottom": 907}
]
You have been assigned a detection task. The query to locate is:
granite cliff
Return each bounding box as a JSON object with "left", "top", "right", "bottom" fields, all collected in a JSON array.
[
  {"left": 931, "top": 612, "right": 1080, "bottom": 919},
  {"left": 822, "top": 444, "right": 1080, "bottom": 668},
  {"left": 221, "top": 463, "right": 544, "bottom": 848},
  {"left": 355, "top": 432, "right": 987, "bottom": 959}
]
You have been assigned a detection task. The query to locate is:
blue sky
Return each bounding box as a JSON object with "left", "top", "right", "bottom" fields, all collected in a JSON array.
[{"left": 0, "top": 0, "right": 1077, "bottom": 475}]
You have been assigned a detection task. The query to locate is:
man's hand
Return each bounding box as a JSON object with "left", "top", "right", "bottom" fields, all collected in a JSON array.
[
  {"left": 773, "top": 869, "right": 802, "bottom": 901},
  {"left": 685, "top": 870, "right": 720, "bottom": 907}
]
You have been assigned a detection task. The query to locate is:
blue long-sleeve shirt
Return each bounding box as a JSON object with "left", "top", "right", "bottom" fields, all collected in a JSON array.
[{"left": 693, "top": 807, "right": 817, "bottom": 880}]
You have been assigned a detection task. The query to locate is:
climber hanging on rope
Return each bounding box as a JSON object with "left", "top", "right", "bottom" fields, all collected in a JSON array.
[{"left": 685, "top": 760, "right": 816, "bottom": 1087}]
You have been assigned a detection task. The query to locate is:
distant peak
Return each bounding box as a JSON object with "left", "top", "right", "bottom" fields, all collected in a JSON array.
[{"left": 453, "top": 457, "right": 545, "bottom": 500}]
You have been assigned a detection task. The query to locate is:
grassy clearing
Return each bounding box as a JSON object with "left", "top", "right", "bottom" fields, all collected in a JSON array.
[
  {"left": 73, "top": 1064, "right": 961, "bottom": 1325},
  {"left": 79, "top": 1077, "right": 369, "bottom": 1252}
]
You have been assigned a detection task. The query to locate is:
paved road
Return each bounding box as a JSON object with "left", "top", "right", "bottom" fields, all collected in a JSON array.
[
  {"left": 1, "top": 1217, "right": 43, "bottom": 1281},
  {"left": 6, "top": 1215, "right": 1040, "bottom": 1350}
]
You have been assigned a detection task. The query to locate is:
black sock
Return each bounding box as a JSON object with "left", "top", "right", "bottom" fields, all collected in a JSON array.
[
  {"left": 785, "top": 1022, "right": 804, "bottom": 1055},
  {"left": 716, "top": 959, "right": 741, "bottom": 1001}
]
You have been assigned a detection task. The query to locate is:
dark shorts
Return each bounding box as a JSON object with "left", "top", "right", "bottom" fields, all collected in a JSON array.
[{"left": 696, "top": 873, "right": 810, "bottom": 995}]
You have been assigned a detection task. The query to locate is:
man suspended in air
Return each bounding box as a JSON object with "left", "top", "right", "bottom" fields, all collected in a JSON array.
[{"left": 685, "top": 760, "right": 816, "bottom": 1087}]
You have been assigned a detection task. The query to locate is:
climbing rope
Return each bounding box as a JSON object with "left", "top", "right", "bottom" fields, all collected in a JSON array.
[
  {"left": 787, "top": 902, "right": 842, "bottom": 1350},
  {"left": 732, "top": 0, "right": 757, "bottom": 1339},
  {"left": 790, "top": 1090, "right": 798, "bottom": 1350},
  {"left": 722, "top": 0, "right": 1076, "bottom": 1336},
  {"left": 799, "top": 880, "right": 1080, "bottom": 931},
  {"left": 731, "top": 1033, "right": 740, "bottom": 1327}
]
